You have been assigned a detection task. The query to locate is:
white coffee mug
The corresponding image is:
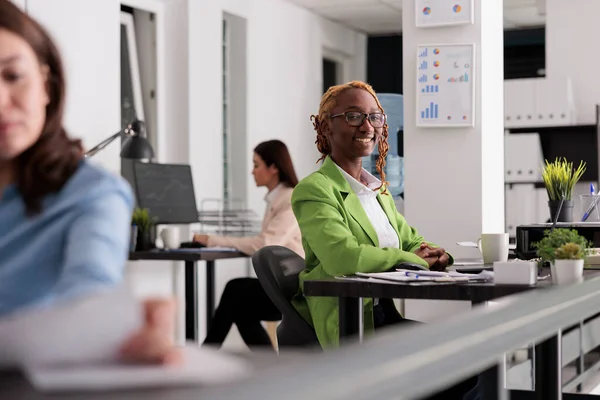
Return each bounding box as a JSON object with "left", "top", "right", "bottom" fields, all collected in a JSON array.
[
  {"left": 477, "top": 233, "right": 509, "bottom": 264},
  {"left": 160, "top": 227, "right": 180, "bottom": 250}
]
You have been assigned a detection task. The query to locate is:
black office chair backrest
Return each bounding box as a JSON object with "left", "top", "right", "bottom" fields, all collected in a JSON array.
[{"left": 252, "top": 246, "right": 319, "bottom": 348}]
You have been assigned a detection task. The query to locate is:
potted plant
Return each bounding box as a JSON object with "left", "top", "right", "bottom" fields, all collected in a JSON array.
[
  {"left": 132, "top": 207, "right": 155, "bottom": 251},
  {"left": 541, "top": 157, "right": 586, "bottom": 222},
  {"left": 534, "top": 228, "right": 590, "bottom": 284}
]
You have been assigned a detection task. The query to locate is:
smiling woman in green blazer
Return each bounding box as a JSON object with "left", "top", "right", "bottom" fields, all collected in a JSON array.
[{"left": 291, "top": 81, "right": 452, "bottom": 349}]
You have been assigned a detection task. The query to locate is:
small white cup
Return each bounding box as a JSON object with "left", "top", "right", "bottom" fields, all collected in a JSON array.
[
  {"left": 160, "top": 227, "right": 180, "bottom": 250},
  {"left": 478, "top": 233, "right": 509, "bottom": 264}
]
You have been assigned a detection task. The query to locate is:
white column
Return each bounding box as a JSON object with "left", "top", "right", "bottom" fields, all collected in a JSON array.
[
  {"left": 402, "top": 0, "right": 504, "bottom": 322},
  {"left": 402, "top": 0, "right": 505, "bottom": 260}
]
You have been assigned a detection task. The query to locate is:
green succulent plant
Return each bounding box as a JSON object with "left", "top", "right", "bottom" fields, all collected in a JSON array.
[
  {"left": 554, "top": 243, "right": 585, "bottom": 260},
  {"left": 534, "top": 228, "right": 590, "bottom": 263}
]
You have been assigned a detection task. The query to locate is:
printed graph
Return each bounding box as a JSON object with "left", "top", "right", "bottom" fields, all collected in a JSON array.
[
  {"left": 447, "top": 72, "right": 469, "bottom": 83},
  {"left": 416, "top": 43, "right": 474, "bottom": 127},
  {"left": 419, "top": 48, "right": 428, "bottom": 57},
  {"left": 420, "top": 102, "right": 439, "bottom": 119},
  {"left": 421, "top": 85, "right": 439, "bottom": 93}
]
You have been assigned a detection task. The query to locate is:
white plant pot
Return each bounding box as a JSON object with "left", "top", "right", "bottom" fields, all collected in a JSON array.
[{"left": 551, "top": 259, "right": 584, "bottom": 284}]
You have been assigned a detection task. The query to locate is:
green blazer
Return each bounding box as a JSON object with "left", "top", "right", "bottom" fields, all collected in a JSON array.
[{"left": 291, "top": 156, "right": 449, "bottom": 348}]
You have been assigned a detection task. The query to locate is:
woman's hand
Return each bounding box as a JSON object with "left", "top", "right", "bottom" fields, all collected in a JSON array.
[
  {"left": 119, "top": 298, "right": 183, "bottom": 366},
  {"left": 414, "top": 243, "right": 450, "bottom": 271},
  {"left": 414, "top": 243, "right": 438, "bottom": 267},
  {"left": 193, "top": 234, "right": 209, "bottom": 246}
]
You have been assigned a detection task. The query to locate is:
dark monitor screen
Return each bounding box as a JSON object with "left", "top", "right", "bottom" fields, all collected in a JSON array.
[
  {"left": 510, "top": 125, "right": 598, "bottom": 182},
  {"left": 132, "top": 162, "right": 199, "bottom": 224}
]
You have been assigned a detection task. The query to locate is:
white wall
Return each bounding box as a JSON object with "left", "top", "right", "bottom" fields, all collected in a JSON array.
[
  {"left": 546, "top": 0, "right": 600, "bottom": 124},
  {"left": 27, "top": 0, "right": 121, "bottom": 175},
  {"left": 188, "top": 0, "right": 366, "bottom": 217}
]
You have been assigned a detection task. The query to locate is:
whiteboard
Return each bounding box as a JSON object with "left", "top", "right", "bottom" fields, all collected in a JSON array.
[
  {"left": 416, "top": 44, "right": 475, "bottom": 128},
  {"left": 415, "top": 0, "right": 474, "bottom": 27}
]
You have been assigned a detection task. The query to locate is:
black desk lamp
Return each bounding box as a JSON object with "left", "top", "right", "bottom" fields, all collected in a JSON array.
[{"left": 85, "top": 119, "right": 155, "bottom": 159}]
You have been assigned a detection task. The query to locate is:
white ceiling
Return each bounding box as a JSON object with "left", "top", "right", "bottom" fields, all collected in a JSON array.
[{"left": 286, "top": 0, "right": 546, "bottom": 34}]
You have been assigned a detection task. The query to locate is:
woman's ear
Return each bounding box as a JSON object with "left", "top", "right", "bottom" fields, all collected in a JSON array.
[{"left": 268, "top": 164, "right": 279, "bottom": 176}]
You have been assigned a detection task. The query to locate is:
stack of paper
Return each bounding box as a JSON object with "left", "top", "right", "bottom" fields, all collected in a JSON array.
[{"left": 349, "top": 269, "right": 494, "bottom": 283}]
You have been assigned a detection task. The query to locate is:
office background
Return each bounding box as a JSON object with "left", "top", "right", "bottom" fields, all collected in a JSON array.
[{"left": 12, "top": 0, "right": 600, "bottom": 348}]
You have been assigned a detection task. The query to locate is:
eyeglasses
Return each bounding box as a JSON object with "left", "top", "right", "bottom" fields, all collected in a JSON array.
[{"left": 330, "top": 111, "right": 387, "bottom": 128}]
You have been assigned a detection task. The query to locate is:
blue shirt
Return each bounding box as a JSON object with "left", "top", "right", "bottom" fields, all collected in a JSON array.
[{"left": 0, "top": 161, "right": 134, "bottom": 317}]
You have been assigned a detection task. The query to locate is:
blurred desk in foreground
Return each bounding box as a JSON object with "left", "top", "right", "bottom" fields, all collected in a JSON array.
[{"left": 0, "top": 350, "right": 318, "bottom": 400}]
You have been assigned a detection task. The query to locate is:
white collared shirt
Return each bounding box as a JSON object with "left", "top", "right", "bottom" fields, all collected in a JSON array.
[
  {"left": 335, "top": 164, "right": 400, "bottom": 249},
  {"left": 264, "top": 183, "right": 283, "bottom": 205}
]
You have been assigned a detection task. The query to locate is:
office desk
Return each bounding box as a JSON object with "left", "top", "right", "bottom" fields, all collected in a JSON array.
[
  {"left": 129, "top": 250, "right": 247, "bottom": 342},
  {"left": 304, "top": 270, "right": 600, "bottom": 400},
  {"left": 303, "top": 269, "right": 600, "bottom": 339}
]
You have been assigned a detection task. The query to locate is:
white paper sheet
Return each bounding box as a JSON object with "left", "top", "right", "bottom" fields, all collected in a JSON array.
[
  {"left": 354, "top": 269, "right": 494, "bottom": 283},
  {"left": 24, "top": 345, "right": 252, "bottom": 392},
  {"left": 0, "top": 286, "right": 141, "bottom": 369}
]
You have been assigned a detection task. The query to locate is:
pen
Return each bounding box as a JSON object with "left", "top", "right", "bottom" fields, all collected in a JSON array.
[
  {"left": 582, "top": 185, "right": 600, "bottom": 222},
  {"left": 404, "top": 271, "right": 420, "bottom": 278}
]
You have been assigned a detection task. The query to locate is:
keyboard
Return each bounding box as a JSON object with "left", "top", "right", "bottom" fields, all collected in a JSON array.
[{"left": 179, "top": 241, "right": 206, "bottom": 249}]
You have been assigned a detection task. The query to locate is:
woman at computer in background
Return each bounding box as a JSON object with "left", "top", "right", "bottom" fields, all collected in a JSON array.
[
  {"left": 0, "top": 0, "right": 179, "bottom": 365},
  {"left": 193, "top": 140, "right": 304, "bottom": 350}
]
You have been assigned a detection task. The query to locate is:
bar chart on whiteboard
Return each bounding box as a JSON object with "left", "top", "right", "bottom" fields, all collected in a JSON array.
[{"left": 416, "top": 44, "right": 475, "bottom": 127}]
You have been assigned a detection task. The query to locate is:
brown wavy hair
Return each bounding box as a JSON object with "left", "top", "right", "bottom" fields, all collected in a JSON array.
[
  {"left": 310, "top": 80, "right": 389, "bottom": 193},
  {"left": 1, "top": 0, "right": 83, "bottom": 215},
  {"left": 254, "top": 140, "right": 299, "bottom": 188}
]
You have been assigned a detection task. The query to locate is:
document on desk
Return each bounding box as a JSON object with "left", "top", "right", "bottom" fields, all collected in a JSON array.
[
  {"left": 355, "top": 271, "right": 455, "bottom": 283},
  {"left": 0, "top": 287, "right": 252, "bottom": 392},
  {"left": 0, "top": 286, "right": 141, "bottom": 369},
  {"left": 394, "top": 269, "right": 494, "bottom": 282},
  {"left": 25, "top": 345, "right": 252, "bottom": 392},
  {"left": 352, "top": 269, "right": 493, "bottom": 283}
]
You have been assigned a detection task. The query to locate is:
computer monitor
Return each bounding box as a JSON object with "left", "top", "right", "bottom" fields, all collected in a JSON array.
[{"left": 131, "top": 162, "right": 199, "bottom": 224}]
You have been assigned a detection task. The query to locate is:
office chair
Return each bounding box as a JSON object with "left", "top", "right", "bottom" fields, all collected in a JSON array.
[{"left": 252, "top": 246, "right": 320, "bottom": 351}]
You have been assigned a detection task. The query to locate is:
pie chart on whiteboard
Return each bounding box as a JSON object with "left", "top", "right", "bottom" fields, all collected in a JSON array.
[{"left": 453, "top": 5, "right": 462, "bottom": 13}]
